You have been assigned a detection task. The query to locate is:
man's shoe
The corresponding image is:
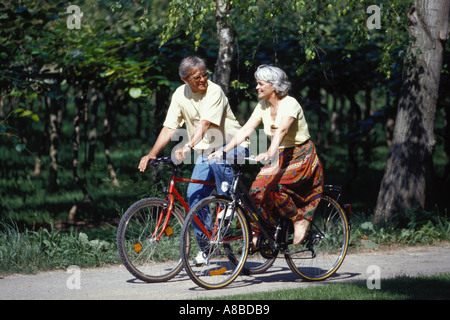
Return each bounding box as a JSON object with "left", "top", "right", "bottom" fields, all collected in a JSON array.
[{"left": 193, "top": 251, "right": 209, "bottom": 266}]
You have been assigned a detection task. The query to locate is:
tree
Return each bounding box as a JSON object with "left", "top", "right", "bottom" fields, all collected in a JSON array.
[
  {"left": 373, "top": 0, "right": 450, "bottom": 223},
  {"left": 212, "top": 0, "right": 234, "bottom": 94}
]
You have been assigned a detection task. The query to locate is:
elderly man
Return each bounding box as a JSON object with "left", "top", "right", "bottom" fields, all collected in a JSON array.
[{"left": 138, "top": 56, "right": 246, "bottom": 264}]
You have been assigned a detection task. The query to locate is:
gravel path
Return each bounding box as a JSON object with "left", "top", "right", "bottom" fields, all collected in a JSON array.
[{"left": 1, "top": 244, "right": 449, "bottom": 300}]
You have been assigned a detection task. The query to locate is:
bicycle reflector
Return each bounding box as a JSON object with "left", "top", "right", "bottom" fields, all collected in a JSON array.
[
  {"left": 133, "top": 242, "right": 142, "bottom": 253},
  {"left": 165, "top": 226, "right": 174, "bottom": 236},
  {"left": 210, "top": 267, "right": 227, "bottom": 276}
]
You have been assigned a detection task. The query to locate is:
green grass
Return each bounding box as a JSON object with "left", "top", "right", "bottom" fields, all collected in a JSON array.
[
  {"left": 210, "top": 273, "right": 450, "bottom": 300},
  {"left": 0, "top": 221, "right": 120, "bottom": 275}
]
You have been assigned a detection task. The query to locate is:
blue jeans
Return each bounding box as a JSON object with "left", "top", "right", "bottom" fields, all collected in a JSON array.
[{"left": 187, "top": 146, "right": 247, "bottom": 251}]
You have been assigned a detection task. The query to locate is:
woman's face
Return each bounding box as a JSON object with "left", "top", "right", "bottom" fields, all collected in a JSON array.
[
  {"left": 183, "top": 68, "right": 209, "bottom": 93},
  {"left": 256, "top": 79, "right": 276, "bottom": 100}
]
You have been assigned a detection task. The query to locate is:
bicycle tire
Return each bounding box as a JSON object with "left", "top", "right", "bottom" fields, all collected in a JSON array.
[
  {"left": 180, "top": 196, "right": 250, "bottom": 289},
  {"left": 117, "top": 197, "right": 184, "bottom": 282},
  {"left": 285, "top": 194, "right": 349, "bottom": 281}
]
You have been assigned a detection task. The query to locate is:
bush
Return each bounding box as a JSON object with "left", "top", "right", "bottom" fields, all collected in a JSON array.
[
  {"left": 350, "top": 210, "right": 450, "bottom": 249},
  {"left": 0, "top": 222, "right": 120, "bottom": 275}
]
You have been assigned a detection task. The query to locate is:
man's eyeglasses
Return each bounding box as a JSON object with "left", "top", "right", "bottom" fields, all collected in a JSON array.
[{"left": 191, "top": 72, "right": 209, "bottom": 81}]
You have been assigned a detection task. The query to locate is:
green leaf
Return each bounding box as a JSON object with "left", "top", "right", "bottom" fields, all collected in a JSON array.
[
  {"left": 15, "top": 144, "right": 26, "bottom": 153},
  {"left": 20, "top": 110, "right": 33, "bottom": 117},
  {"left": 129, "top": 88, "right": 142, "bottom": 99}
]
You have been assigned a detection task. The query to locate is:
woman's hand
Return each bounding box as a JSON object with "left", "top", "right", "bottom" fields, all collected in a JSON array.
[
  {"left": 255, "top": 152, "right": 270, "bottom": 162},
  {"left": 255, "top": 152, "right": 274, "bottom": 164}
]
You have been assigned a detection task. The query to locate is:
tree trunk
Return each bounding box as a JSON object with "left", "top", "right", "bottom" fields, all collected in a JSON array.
[
  {"left": 47, "top": 92, "right": 62, "bottom": 193},
  {"left": 373, "top": 0, "right": 450, "bottom": 224},
  {"left": 69, "top": 87, "right": 94, "bottom": 222},
  {"left": 74, "top": 89, "right": 91, "bottom": 203},
  {"left": 31, "top": 96, "right": 48, "bottom": 177},
  {"left": 104, "top": 93, "right": 120, "bottom": 188},
  {"left": 87, "top": 88, "right": 100, "bottom": 167},
  {"left": 212, "top": 0, "right": 234, "bottom": 94}
]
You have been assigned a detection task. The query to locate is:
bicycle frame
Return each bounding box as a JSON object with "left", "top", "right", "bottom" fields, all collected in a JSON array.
[
  {"left": 189, "top": 162, "right": 277, "bottom": 248},
  {"left": 230, "top": 169, "right": 281, "bottom": 250},
  {"left": 150, "top": 158, "right": 215, "bottom": 243}
]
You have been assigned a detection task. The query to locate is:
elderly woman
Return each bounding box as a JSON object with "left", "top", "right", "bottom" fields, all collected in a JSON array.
[{"left": 210, "top": 64, "right": 323, "bottom": 248}]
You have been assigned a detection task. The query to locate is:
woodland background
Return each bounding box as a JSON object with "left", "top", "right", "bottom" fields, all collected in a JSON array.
[{"left": 1, "top": 0, "right": 449, "bottom": 233}]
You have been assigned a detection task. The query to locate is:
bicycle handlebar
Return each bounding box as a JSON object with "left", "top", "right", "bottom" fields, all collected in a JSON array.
[
  {"left": 147, "top": 156, "right": 176, "bottom": 168},
  {"left": 146, "top": 154, "right": 258, "bottom": 170}
]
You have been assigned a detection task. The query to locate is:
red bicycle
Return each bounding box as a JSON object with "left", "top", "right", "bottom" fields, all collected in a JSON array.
[{"left": 116, "top": 156, "right": 215, "bottom": 282}]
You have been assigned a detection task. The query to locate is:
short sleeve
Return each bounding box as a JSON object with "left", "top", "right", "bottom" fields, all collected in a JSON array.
[
  {"left": 278, "top": 98, "right": 301, "bottom": 120},
  {"left": 163, "top": 93, "right": 184, "bottom": 129},
  {"left": 248, "top": 101, "right": 263, "bottom": 123}
]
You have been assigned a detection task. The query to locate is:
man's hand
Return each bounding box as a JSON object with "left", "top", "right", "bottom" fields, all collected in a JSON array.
[
  {"left": 138, "top": 154, "right": 155, "bottom": 172},
  {"left": 173, "top": 145, "right": 191, "bottom": 163}
]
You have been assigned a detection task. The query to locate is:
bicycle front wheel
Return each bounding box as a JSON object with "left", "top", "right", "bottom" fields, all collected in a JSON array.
[
  {"left": 117, "top": 197, "right": 184, "bottom": 282},
  {"left": 285, "top": 194, "right": 349, "bottom": 281},
  {"left": 180, "top": 196, "right": 250, "bottom": 290}
]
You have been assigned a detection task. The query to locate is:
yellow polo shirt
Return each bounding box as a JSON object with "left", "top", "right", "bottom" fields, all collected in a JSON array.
[
  {"left": 163, "top": 80, "right": 244, "bottom": 153},
  {"left": 249, "top": 96, "right": 310, "bottom": 148}
]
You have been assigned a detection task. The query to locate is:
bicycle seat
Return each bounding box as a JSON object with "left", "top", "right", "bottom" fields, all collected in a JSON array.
[{"left": 323, "top": 185, "right": 343, "bottom": 195}]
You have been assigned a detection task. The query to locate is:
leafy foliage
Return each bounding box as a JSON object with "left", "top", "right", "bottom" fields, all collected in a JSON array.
[
  {"left": 0, "top": 221, "right": 119, "bottom": 275},
  {"left": 0, "top": 0, "right": 449, "bottom": 237}
]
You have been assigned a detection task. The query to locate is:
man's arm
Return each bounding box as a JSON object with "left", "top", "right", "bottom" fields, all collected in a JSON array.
[
  {"left": 175, "top": 120, "right": 212, "bottom": 160},
  {"left": 138, "top": 126, "right": 176, "bottom": 172}
]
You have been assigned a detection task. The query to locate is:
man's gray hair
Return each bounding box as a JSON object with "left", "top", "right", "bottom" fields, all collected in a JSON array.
[
  {"left": 179, "top": 56, "right": 206, "bottom": 79},
  {"left": 254, "top": 65, "right": 291, "bottom": 97}
]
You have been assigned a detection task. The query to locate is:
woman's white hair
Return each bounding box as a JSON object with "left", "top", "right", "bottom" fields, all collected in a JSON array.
[{"left": 254, "top": 64, "right": 291, "bottom": 97}]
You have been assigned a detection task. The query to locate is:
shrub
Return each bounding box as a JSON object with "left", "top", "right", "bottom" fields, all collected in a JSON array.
[{"left": 0, "top": 222, "right": 119, "bottom": 275}]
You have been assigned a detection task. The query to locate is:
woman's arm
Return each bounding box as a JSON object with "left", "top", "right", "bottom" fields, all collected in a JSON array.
[
  {"left": 208, "top": 116, "right": 261, "bottom": 159},
  {"left": 255, "top": 116, "right": 295, "bottom": 162}
]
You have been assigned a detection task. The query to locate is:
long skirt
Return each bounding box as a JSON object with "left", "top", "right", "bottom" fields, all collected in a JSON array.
[{"left": 249, "top": 140, "right": 324, "bottom": 231}]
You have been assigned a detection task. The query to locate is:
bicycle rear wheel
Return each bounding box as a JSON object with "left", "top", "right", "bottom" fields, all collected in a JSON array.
[
  {"left": 117, "top": 197, "right": 184, "bottom": 282},
  {"left": 180, "top": 196, "right": 250, "bottom": 289},
  {"left": 285, "top": 194, "right": 349, "bottom": 281}
]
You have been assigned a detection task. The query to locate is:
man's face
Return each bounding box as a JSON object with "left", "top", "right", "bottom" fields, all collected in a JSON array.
[{"left": 183, "top": 68, "right": 209, "bottom": 93}]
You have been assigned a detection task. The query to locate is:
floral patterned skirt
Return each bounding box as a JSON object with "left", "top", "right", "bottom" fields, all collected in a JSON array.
[{"left": 249, "top": 140, "right": 324, "bottom": 230}]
